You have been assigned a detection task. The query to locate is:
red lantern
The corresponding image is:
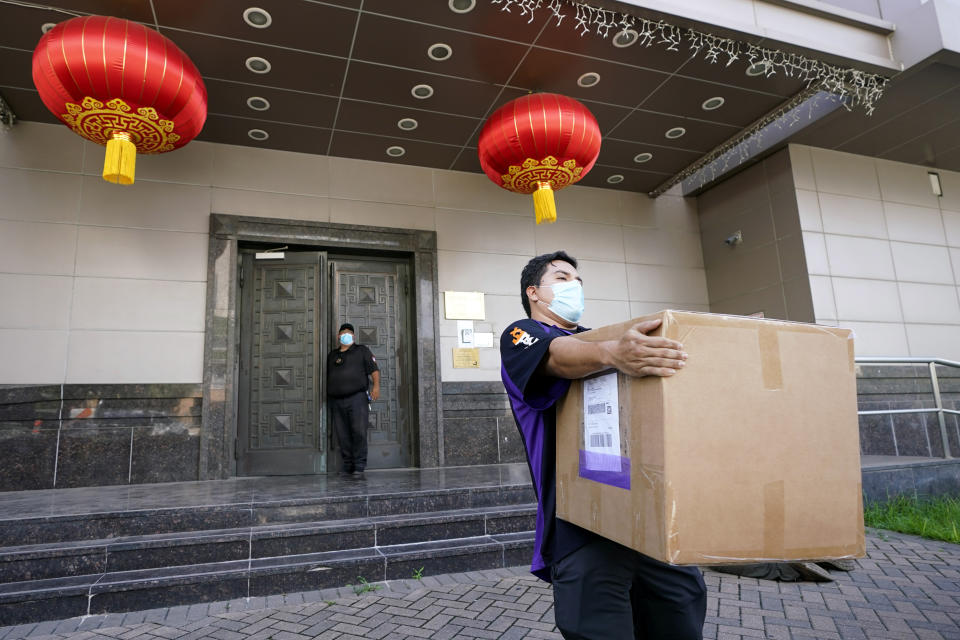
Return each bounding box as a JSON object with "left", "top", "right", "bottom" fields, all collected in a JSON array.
[
  {"left": 478, "top": 93, "right": 601, "bottom": 224},
  {"left": 32, "top": 15, "right": 207, "bottom": 185}
]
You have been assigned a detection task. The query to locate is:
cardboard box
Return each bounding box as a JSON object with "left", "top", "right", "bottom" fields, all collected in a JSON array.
[{"left": 556, "top": 310, "right": 864, "bottom": 565}]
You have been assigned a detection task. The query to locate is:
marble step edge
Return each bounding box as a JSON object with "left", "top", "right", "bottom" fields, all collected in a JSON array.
[
  {"left": 0, "top": 484, "right": 536, "bottom": 545},
  {"left": 0, "top": 533, "right": 536, "bottom": 626},
  {"left": 0, "top": 505, "right": 537, "bottom": 583}
]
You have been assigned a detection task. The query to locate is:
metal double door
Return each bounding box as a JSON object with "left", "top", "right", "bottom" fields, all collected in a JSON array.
[{"left": 237, "top": 251, "right": 413, "bottom": 475}]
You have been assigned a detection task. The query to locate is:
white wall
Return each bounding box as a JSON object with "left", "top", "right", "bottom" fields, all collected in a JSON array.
[
  {"left": 791, "top": 144, "right": 960, "bottom": 359},
  {"left": 0, "top": 121, "right": 707, "bottom": 384}
]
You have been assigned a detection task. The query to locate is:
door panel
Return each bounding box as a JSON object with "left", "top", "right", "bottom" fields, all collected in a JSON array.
[
  {"left": 238, "top": 252, "right": 326, "bottom": 475},
  {"left": 330, "top": 258, "right": 413, "bottom": 469}
]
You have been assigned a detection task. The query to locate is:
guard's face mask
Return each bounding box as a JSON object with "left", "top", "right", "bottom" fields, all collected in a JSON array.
[
  {"left": 537, "top": 280, "right": 584, "bottom": 324},
  {"left": 339, "top": 333, "right": 354, "bottom": 346}
]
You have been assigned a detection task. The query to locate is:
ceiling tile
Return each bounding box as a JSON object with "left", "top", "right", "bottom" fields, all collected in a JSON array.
[
  {"left": 0, "top": 3, "right": 71, "bottom": 51},
  {"left": 362, "top": 0, "right": 547, "bottom": 43},
  {"left": 533, "top": 19, "right": 694, "bottom": 75},
  {"left": 336, "top": 99, "right": 479, "bottom": 147},
  {"left": 2, "top": 87, "right": 60, "bottom": 125},
  {"left": 342, "top": 61, "right": 503, "bottom": 119},
  {"left": 203, "top": 79, "right": 339, "bottom": 128},
  {"left": 0, "top": 47, "right": 34, "bottom": 90},
  {"left": 596, "top": 138, "right": 702, "bottom": 175},
  {"left": 450, "top": 148, "right": 482, "bottom": 173},
  {"left": 608, "top": 109, "right": 740, "bottom": 153},
  {"left": 328, "top": 131, "right": 460, "bottom": 170},
  {"left": 640, "top": 75, "right": 786, "bottom": 127},
  {"left": 841, "top": 88, "right": 960, "bottom": 158},
  {"left": 154, "top": 0, "right": 357, "bottom": 58},
  {"left": 26, "top": 0, "right": 155, "bottom": 23},
  {"left": 576, "top": 166, "right": 669, "bottom": 192},
  {"left": 876, "top": 124, "right": 960, "bottom": 168},
  {"left": 510, "top": 47, "right": 669, "bottom": 108},
  {"left": 676, "top": 55, "right": 806, "bottom": 98},
  {"left": 161, "top": 29, "right": 347, "bottom": 96},
  {"left": 198, "top": 114, "right": 331, "bottom": 155},
  {"left": 351, "top": 12, "right": 529, "bottom": 84}
]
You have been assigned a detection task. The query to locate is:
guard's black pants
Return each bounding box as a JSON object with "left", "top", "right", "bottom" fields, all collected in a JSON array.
[
  {"left": 330, "top": 391, "right": 368, "bottom": 473},
  {"left": 551, "top": 537, "right": 707, "bottom": 640}
]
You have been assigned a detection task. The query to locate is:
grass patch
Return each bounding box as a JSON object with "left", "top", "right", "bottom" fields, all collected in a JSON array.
[{"left": 864, "top": 494, "right": 960, "bottom": 544}]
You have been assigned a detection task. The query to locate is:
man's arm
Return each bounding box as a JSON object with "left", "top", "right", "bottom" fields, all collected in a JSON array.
[
  {"left": 369, "top": 370, "right": 381, "bottom": 401},
  {"left": 541, "top": 319, "right": 687, "bottom": 380}
]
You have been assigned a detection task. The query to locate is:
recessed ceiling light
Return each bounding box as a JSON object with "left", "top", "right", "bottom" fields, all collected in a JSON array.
[
  {"left": 427, "top": 43, "right": 453, "bottom": 61},
  {"left": 702, "top": 97, "right": 725, "bottom": 111},
  {"left": 41, "top": 22, "right": 56, "bottom": 34},
  {"left": 245, "top": 56, "right": 271, "bottom": 74},
  {"left": 612, "top": 29, "right": 638, "bottom": 48},
  {"left": 243, "top": 7, "right": 272, "bottom": 28},
  {"left": 411, "top": 84, "right": 434, "bottom": 99},
  {"left": 248, "top": 129, "right": 269, "bottom": 141},
  {"left": 606, "top": 174, "right": 624, "bottom": 184},
  {"left": 633, "top": 152, "right": 653, "bottom": 164},
  {"left": 246, "top": 96, "right": 270, "bottom": 111},
  {"left": 665, "top": 127, "right": 686, "bottom": 139},
  {"left": 448, "top": 0, "right": 476, "bottom": 13},
  {"left": 746, "top": 61, "right": 772, "bottom": 77},
  {"left": 386, "top": 146, "right": 406, "bottom": 158},
  {"left": 397, "top": 118, "right": 418, "bottom": 131},
  {"left": 577, "top": 72, "right": 601, "bottom": 88}
]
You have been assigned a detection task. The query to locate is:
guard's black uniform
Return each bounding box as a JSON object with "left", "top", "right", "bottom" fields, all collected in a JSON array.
[
  {"left": 326, "top": 343, "right": 378, "bottom": 473},
  {"left": 501, "top": 318, "right": 706, "bottom": 640}
]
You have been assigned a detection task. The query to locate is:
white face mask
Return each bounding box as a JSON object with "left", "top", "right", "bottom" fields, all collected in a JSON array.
[{"left": 537, "top": 280, "right": 584, "bottom": 323}]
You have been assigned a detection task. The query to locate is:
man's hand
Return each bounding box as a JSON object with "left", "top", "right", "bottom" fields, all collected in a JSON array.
[
  {"left": 604, "top": 319, "right": 687, "bottom": 378},
  {"left": 370, "top": 386, "right": 380, "bottom": 401}
]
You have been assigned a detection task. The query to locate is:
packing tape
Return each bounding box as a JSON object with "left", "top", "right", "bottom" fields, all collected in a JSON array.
[
  {"left": 758, "top": 325, "right": 784, "bottom": 390},
  {"left": 763, "top": 480, "right": 786, "bottom": 558}
]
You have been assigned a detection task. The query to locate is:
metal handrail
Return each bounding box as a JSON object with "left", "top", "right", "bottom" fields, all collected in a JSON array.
[{"left": 855, "top": 357, "right": 959, "bottom": 459}]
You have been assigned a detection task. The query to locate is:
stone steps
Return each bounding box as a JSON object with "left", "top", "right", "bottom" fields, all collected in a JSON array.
[
  {"left": 0, "top": 480, "right": 537, "bottom": 626},
  {"left": 0, "top": 504, "right": 536, "bottom": 583}
]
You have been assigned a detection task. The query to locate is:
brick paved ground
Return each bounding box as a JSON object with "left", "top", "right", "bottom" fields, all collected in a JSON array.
[{"left": 1, "top": 529, "right": 958, "bottom": 640}]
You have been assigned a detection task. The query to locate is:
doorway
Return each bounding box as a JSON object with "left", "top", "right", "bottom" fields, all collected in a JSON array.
[{"left": 236, "top": 250, "right": 415, "bottom": 475}]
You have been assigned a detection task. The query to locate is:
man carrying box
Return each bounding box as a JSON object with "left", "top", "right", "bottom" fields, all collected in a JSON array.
[{"left": 500, "top": 251, "right": 706, "bottom": 640}]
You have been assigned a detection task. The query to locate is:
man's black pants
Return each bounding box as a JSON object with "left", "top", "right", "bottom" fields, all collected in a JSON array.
[
  {"left": 551, "top": 537, "right": 707, "bottom": 640},
  {"left": 330, "top": 391, "right": 368, "bottom": 473}
]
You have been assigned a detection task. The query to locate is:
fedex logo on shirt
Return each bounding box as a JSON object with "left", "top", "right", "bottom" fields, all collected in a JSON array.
[{"left": 510, "top": 326, "right": 539, "bottom": 347}]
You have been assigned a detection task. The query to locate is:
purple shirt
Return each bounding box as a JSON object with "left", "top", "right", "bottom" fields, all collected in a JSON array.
[{"left": 500, "top": 318, "right": 598, "bottom": 581}]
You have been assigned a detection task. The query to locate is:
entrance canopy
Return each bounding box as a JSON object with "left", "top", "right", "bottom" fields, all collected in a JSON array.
[{"left": 6, "top": 0, "right": 943, "bottom": 197}]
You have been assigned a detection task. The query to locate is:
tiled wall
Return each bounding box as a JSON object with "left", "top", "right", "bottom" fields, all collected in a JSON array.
[
  {"left": 791, "top": 144, "right": 960, "bottom": 359},
  {"left": 696, "top": 148, "right": 814, "bottom": 321},
  {"left": 0, "top": 121, "right": 708, "bottom": 386}
]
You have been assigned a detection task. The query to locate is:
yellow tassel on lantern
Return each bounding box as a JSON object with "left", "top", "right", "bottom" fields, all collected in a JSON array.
[
  {"left": 103, "top": 131, "right": 136, "bottom": 185},
  {"left": 532, "top": 181, "right": 557, "bottom": 225}
]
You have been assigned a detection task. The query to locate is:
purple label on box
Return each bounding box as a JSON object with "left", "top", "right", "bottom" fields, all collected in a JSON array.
[{"left": 578, "top": 450, "right": 631, "bottom": 490}]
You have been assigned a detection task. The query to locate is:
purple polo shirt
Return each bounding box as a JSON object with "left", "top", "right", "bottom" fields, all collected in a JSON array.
[{"left": 500, "top": 318, "right": 599, "bottom": 581}]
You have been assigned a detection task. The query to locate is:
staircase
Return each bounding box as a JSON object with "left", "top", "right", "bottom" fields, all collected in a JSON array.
[{"left": 0, "top": 466, "right": 536, "bottom": 626}]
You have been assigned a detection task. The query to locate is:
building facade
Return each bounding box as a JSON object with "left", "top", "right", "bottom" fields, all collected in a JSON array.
[{"left": 1, "top": 0, "right": 959, "bottom": 490}]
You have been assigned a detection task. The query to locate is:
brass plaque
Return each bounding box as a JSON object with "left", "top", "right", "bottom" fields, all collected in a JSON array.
[{"left": 452, "top": 347, "right": 480, "bottom": 368}]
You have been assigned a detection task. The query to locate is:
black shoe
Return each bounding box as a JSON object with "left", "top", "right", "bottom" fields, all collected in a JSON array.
[
  {"left": 338, "top": 471, "right": 353, "bottom": 479},
  {"left": 352, "top": 471, "right": 366, "bottom": 480},
  {"left": 788, "top": 562, "right": 834, "bottom": 582},
  {"left": 817, "top": 559, "right": 856, "bottom": 572}
]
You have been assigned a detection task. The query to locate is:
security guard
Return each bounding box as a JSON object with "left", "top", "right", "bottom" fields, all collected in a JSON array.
[
  {"left": 500, "top": 251, "right": 706, "bottom": 640},
  {"left": 327, "top": 323, "right": 379, "bottom": 479}
]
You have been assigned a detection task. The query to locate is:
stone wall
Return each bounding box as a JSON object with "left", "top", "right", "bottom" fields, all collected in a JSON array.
[
  {"left": 0, "top": 384, "right": 201, "bottom": 490},
  {"left": 441, "top": 382, "right": 525, "bottom": 467},
  {"left": 857, "top": 363, "right": 960, "bottom": 458},
  {"left": 2, "top": 364, "right": 957, "bottom": 491}
]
